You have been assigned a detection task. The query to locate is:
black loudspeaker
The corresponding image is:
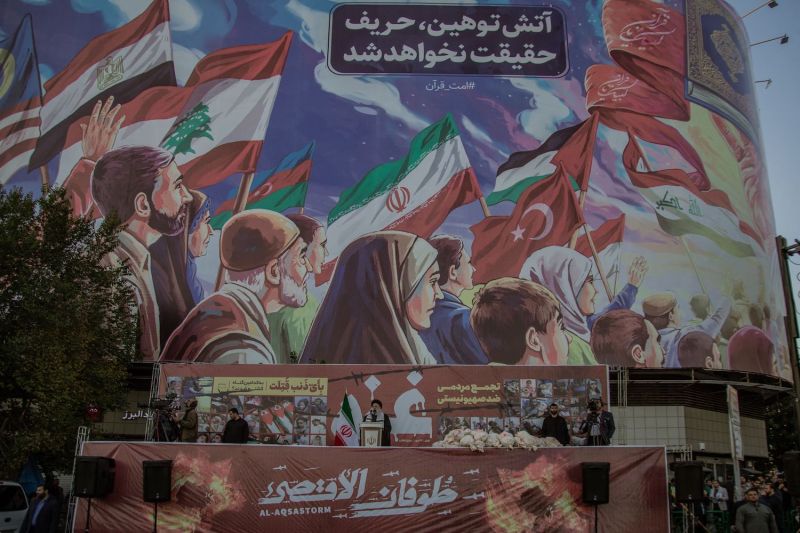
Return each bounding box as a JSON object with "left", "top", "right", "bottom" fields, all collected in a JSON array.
[
  {"left": 582, "top": 462, "right": 610, "bottom": 504},
  {"left": 783, "top": 451, "right": 800, "bottom": 496},
  {"left": 673, "top": 461, "right": 704, "bottom": 502},
  {"left": 74, "top": 457, "right": 115, "bottom": 498},
  {"left": 143, "top": 460, "right": 173, "bottom": 503}
]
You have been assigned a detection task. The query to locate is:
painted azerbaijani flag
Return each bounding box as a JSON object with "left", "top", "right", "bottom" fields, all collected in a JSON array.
[
  {"left": 319, "top": 113, "right": 482, "bottom": 283},
  {"left": 487, "top": 114, "right": 598, "bottom": 205},
  {"left": 209, "top": 141, "right": 314, "bottom": 230},
  {"left": 332, "top": 393, "right": 360, "bottom": 447}
]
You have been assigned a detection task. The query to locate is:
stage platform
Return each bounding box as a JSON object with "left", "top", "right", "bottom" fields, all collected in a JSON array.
[{"left": 74, "top": 442, "right": 668, "bottom": 532}]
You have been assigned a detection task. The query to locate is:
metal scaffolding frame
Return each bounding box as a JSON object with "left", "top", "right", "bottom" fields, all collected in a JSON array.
[
  {"left": 144, "top": 363, "right": 161, "bottom": 442},
  {"left": 64, "top": 425, "right": 90, "bottom": 533}
]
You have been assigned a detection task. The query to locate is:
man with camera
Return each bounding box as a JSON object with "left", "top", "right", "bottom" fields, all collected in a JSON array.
[
  {"left": 174, "top": 398, "right": 199, "bottom": 442},
  {"left": 580, "top": 399, "right": 614, "bottom": 446},
  {"left": 362, "top": 399, "right": 392, "bottom": 446}
]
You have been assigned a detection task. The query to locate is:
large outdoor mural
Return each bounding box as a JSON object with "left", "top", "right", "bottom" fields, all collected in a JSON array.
[{"left": 0, "top": 0, "right": 788, "bottom": 378}]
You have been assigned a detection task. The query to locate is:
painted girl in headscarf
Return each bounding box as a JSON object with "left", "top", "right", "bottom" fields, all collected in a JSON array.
[
  {"left": 521, "top": 246, "right": 645, "bottom": 365},
  {"left": 186, "top": 192, "right": 213, "bottom": 305},
  {"left": 300, "top": 231, "right": 443, "bottom": 365},
  {"left": 520, "top": 246, "right": 624, "bottom": 365}
]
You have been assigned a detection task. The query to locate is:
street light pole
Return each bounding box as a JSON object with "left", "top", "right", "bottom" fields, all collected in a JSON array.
[
  {"left": 743, "top": 0, "right": 779, "bottom": 19},
  {"left": 777, "top": 235, "right": 800, "bottom": 448},
  {"left": 750, "top": 34, "right": 789, "bottom": 47}
]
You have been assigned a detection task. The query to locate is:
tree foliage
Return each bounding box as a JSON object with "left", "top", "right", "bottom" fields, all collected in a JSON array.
[{"left": 0, "top": 187, "right": 138, "bottom": 479}]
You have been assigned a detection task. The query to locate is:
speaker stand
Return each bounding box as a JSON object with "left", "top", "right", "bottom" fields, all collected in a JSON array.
[
  {"left": 593, "top": 503, "right": 598, "bottom": 533},
  {"left": 153, "top": 501, "right": 158, "bottom": 533},
  {"left": 83, "top": 498, "right": 92, "bottom": 533}
]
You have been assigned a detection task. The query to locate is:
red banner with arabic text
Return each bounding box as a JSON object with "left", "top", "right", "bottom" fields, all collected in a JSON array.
[
  {"left": 75, "top": 442, "right": 668, "bottom": 532},
  {"left": 158, "top": 364, "right": 608, "bottom": 447}
]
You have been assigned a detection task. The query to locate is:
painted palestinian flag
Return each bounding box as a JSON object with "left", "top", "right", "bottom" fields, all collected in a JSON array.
[
  {"left": 209, "top": 141, "right": 314, "bottom": 230},
  {"left": 319, "top": 113, "right": 482, "bottom": 284},
  {"left": 487, "top": 114, "right": 599, "bottom": 205},
  {"left": 332, "top": 393, "right": 359, "bottom": 447}
]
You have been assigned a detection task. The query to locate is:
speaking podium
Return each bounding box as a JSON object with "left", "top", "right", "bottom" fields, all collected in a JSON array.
[{"left": 360, "top": 422, "right": 383, "bottom": 447}]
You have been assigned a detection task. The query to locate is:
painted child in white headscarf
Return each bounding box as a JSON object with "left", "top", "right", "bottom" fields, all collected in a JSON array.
[{"left": 521, "top": 246, "right": 645, "bottom": 365}]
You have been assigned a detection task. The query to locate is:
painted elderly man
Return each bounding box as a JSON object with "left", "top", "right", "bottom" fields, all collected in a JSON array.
[{"left": 160, "top": 209, "right": 310, "bottom": 363}]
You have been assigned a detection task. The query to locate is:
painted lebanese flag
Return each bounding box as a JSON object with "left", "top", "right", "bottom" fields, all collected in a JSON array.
[
  {"left": 318, "top": 114, "right": 482, "bottom": 284},
  {"left": 32, "top": 0, "right": 175, "bottom": 168},
  {"left": 166, "top": 33, "right": 292, "bottom": 188},
  {"left": 57, "top": 32, "right": 292, "bottom": 196}
]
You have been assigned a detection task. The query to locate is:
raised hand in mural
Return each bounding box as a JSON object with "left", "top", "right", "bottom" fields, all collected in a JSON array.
[
  {"left": 80, "top": 96, "right": 125, "bottom": 162},
  {"left": 627, "top": 255, "right": 649, "bottom": 288}
]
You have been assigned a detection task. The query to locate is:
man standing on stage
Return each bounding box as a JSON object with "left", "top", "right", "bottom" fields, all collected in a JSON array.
[
  {"left": 176, "top": 399, "right": 198, "bottom": 442},
  {"left": 540, "top": 403, "right": 570, "bottom": 446},
  {"left": 222, "top": 408, "right": 250, "bottom": 444},
  {"left": 362, "top": 399, "right": 392, "bottom": 447},
  {"left": 598, "top": 399, "right": 616, "bottom": 444},
  {"left": 736, "top": 488, "right": 779, "bottom": 533}
]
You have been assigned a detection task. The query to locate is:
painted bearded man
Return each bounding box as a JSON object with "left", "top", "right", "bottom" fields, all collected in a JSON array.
[{"left": 160, "top": 209, "right": 310, "bottom": 364}]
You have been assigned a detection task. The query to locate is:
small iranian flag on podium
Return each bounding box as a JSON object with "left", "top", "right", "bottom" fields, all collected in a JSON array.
[{"left": 332, "top": 393, "right": 359, "bottom": 446}]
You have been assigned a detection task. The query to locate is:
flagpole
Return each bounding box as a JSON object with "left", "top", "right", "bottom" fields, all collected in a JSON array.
[
  {"left": 678, "top": 235, "right": 706, "bottom": 294},
  {"left": 628, "top": 130, "right": 707, "bottom": 294},
  {"left": 213, "top": 171, "right": 255, "bottom": 291},
  {"left": 39, "top": 165, "right": 50, "bottom": 190},
  {"left": 583, "top": 224, "right": 613, "bottom": 301},
  {"left": 568, "top": 191, "right": 587, "bottom": 248},
  {"left": 478, "top": 196, "right": 491, "bottom": 218}
]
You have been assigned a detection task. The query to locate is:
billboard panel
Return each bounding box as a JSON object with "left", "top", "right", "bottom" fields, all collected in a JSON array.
[
  {"left": 0, "top": 0, "right": 787, "bottom": 377},
  {"left": 159, "top": 363, "right": 609, "bottom": 446}
]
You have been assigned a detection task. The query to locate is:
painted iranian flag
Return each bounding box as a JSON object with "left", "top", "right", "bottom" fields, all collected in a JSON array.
[
  {"left": 319, "top": 114, "right": 482, "bottom": 283},
  {"left": 332, "top": 393, "right": 360, "bottom": 447}
]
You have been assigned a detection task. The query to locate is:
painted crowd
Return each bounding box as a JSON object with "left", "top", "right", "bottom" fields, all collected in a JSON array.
[{"left": 58, "top": 102, "right": 783, "bottom": 376}]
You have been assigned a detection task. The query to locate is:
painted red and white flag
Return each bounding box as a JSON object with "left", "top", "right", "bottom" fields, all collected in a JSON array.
[
  {"left": 31, "top": 0, "right": 175, "bottom": 168},
  {"left": 575, "top": 214, "right": 626, "bottom": 284},
  {"left": 317, "top": 114, "right": 482, "bottom": 284},
  {"left": 57, "top": 32, "right": 293, "bottom": 197}
]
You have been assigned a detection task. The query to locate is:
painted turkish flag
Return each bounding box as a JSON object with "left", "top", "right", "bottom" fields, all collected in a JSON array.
[{"left": 470, "top": 167, "right": 583, "bottom": 284}]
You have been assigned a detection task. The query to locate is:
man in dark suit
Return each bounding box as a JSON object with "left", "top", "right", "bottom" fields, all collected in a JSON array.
[{"left": 21, "top": 485, "right": 58, "bottom": 533}]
